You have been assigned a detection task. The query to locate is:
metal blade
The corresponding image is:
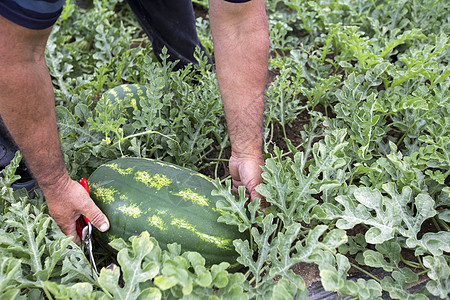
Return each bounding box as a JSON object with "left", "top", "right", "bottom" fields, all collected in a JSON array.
[
  {"left": 86, "top": 239, "right": 98, "bottom": 274},
  {"left": 81, "top": 223, "right": 98, "bottom": 275}
]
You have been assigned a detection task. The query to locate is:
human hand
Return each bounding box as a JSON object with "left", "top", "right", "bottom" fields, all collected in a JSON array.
[
  {"left": 41, "top": 177, "right": 109, "bottom": 245},
  {"left": 228, "top": 153, "right": 268, "bottom": 210}
]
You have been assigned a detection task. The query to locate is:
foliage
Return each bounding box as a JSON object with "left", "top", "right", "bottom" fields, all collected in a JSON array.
[{"left": 0, "top": 0, "right": 448, "bottom": 299}]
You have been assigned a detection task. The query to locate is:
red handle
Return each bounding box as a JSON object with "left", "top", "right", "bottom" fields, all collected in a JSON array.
[
  {"left": 76, "top": 178, "right": 91, "bottom": 238},
  {"left": 79, "top": 178, "right": 90, "bottom": 194}
]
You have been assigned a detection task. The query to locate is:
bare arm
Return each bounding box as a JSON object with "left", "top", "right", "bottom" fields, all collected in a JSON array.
[
  {"left": 0, "top": 15, "right": 109, "bottom": 243},
  {"left": 209, "top": 0, "right": 269, "bottom": 205}
]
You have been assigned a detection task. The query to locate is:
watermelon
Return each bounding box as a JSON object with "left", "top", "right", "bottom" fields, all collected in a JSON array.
[
  {"left": 88, "top": 157, "right": 247, "bottom": 267},
  {"left": 101, "top": 84, "right": 147, "bottom": 118}
]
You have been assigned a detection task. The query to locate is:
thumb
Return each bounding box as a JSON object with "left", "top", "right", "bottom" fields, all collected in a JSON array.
[{"left": 81, "top": 195, "right": 110, "bottom": 233}]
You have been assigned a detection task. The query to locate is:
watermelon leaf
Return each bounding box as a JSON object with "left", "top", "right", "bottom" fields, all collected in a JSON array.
[
  {"left": 423, "top": 256, "right": 450, "bottom": 299},
  {"left": 322, "top": 182, "right": 439, "bottom": 254},
  {"left": 43, "top": 281, "right": 100, "bottom": 300},
  {"left": 214, "top": 180, "right": 262, "bottom": 232},
  {"left": 98, "top": 232, "right": 159, "bottom": 299},
  {"left": 0, "top": 257, "right": 22, "bottom": 299}
]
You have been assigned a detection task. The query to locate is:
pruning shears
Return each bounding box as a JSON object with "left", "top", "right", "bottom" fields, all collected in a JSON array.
[{"left": 76, "top": 178, "right": 98, "bottom": 275}]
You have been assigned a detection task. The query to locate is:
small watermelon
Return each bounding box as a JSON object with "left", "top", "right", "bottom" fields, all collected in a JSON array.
[{"left": 101, "top": 84, "right": 147, "bottom": 118}]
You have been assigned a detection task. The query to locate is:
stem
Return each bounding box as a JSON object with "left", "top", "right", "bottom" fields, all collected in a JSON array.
[
  {"left": 400, "top": 255, "right": 422, "bottom": 269},
  {"left": 437, "top": 217, "right": 450, "bottom": 231},
  {"left": 431, "top": 216, "right": 442, "bottom": 232},
  {"left": 350, "top": 263, "right": 381, "bottom": 282},
  {"left": 205, "top": 158, "right": 228, "bottom": 162},
  {"left": 249, "top": 262, "right": 271, "bottom": 287},
  {"left": 281, "top": 119, "right": 287, "bottom": 141},
  {"left": 250, "top": 230, "right": 254, "bottom": 252},
  {"left": 417, "top": 269, "right": 429, "bottom": 276},
  {"left": 271, "top": 217, "right": 282, "bottom": 242},
  {"left": 43, "top": 286, "right": 54, "bottom": 300},
  {"left": 112, "top": 130, "right": 180, "bottom": 151},
  {"left": 320, "top": 38, "right": 331, "bottom": 63},
  {"left": 214, "top": 147, "right": 225, "bottom": 180}
]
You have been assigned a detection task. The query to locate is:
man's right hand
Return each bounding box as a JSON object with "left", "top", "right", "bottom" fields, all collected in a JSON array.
[{"left": 41, "top": 177, "right": 110, "bottom": 245}]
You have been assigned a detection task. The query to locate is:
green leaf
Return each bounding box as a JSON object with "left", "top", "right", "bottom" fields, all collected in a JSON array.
[
  {"left": 214, "top": 273, "right": 246, "bottom": 300},
  {"left": 74, "top": 103, "right": 92, "bottom": 124},
  {"left": 381, "top": 272, "right": 428, "bottom": 300},
  {"left": 0, "top": 289, "right": 22, "bottom": 300},
  {"left": 268, "top": 223, "right": 307, "bottom": 296},
  {"left": 0, "top": 151, "right": 22, "bottom": 190},
  {"left": 235, "top": 214, "right": 277, "bottom": 285},
  {"left": 338, "top": 233, "right": 367, "bottom": 255},
  {"left": 258, "top": 129, "right": 350, "bottom": 227},
  {"left": 210, "top": 263, "right": 230, "bottom": 289},
  {"left": 319, "top": 253, "right": 349, "bottom": 291},
  {"left": 423, "top": 256, "right": 450, "bottom": 299},
  {"left": 35, "top": 236, "right": 73, "bottom": 281},
  {"left": 322, "top": 187, "right": 396, "bottom": 243},
  {"left": 340, "top": 278, "right": 382, "bottom": 300},
  {"left": 98, "top": 232, "right": 160, "bottom": 299},
  {"left": 60, "top": 254, "right": 97, "bottom": 286},
  {"left": 363, "top": 250, "right": 395, "bottom": 272},
  {"left": 136, "top": 287, "right": 162, "bottom": 300},
  {"left": 438, "top": 210, "right": 450, "bottom": 223},
  {"left": 0, "top": 257, "right": 21, "bottom": 296},
  {"left": 214, "top": 180, "right": 261, "bottom": 232},
  {"left": 409, "top": 231, "right": 450, "bottom": 256},
  {"left": 322, "top": 183, "right": 438, "bottom": 253},
  {"left": 56, "top": 105, "right": 97, "bottom": 143},
  {"left": 270, "top": 278, "right": 299, "bottom": 300},
  {"left": 98, "top": 264, "right": 123, "bottom": 297},
  {"left": 44, "top": 281, "right": 99, "bottom": 300}
]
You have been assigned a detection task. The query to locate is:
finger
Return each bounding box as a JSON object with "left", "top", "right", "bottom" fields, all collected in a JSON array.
[
  {"left": 72, "top": 181, "right": 111, "bottom": 232},
  {"left": 84, "top": 202, "right": 109, "bottom": 232},
  {"left": 82, "top": 199, "right": 110, "bottom": 233},
  {"left": 56, "top": 216, "right": 82, "bottom": 245},
  {"left": 232, "top": 180, "right": 251, "bottom": 198}
]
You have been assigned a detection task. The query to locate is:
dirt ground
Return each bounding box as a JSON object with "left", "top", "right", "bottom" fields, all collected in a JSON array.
[{"left": 291, "top": 262, "right": 321, "bottom": 287}]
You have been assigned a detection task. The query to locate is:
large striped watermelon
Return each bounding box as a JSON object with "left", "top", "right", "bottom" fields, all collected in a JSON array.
[{"left": 88, "top": 157, "right": 247, "bottom": 267}]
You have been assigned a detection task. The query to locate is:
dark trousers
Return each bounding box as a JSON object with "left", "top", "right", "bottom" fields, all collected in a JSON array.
[
  {"left": 125, "top": 0, "right": 212, "bottom": 70},
  {"left": 0, "top": 117, "right": 34, "bottom": 191}
]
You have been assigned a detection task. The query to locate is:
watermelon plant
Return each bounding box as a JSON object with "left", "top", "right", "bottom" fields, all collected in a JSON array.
[{"left": 1, "top": 0, "right": 449, "bottom": 299}]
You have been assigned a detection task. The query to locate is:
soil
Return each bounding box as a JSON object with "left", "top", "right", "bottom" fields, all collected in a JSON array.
[{"left": 291, "top": 262, "right": 321, "bottom": 288}]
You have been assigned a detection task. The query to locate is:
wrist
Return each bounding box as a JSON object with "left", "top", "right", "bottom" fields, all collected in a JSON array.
[
  {"left": 36, "top": 169, "right": 71, "bottom": 197},
  {"left": 231, "top": 147, "right": 264, "bottom": 162},
  {"left": 230, "top": 130, "right": 264, "bottom": 160}
]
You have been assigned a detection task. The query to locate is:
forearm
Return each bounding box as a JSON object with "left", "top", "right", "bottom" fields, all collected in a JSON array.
[
  {"left": 209, "top": 0, "right": 269, "bottom": 158},
  {"left": 0, "top": 21, "right": 69, "bottom": 190},
  {"left": 0, "top": 63, "right": 68, "bottom": 188}
]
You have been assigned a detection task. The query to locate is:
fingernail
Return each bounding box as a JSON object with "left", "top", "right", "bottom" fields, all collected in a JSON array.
[{"left": 99, "top": 223, "right": 109, "bottom": 232}]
